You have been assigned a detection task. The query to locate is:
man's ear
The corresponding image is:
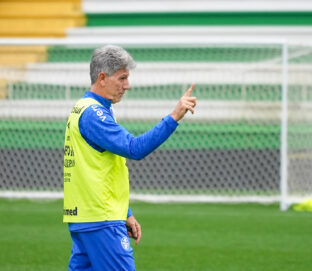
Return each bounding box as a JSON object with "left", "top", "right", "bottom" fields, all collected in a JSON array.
[{"left": 98, "top": 72, "right": 107, "bottom": 87}]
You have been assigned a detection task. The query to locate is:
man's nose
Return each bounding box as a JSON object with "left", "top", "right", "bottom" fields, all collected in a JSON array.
[{"left": 124, "top": 79, "right": 130, "bottom": 90}]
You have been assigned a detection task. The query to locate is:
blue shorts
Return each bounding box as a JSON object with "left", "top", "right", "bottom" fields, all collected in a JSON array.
[{"left": 68, "top": 225, "right": 136, "bottom": 271}]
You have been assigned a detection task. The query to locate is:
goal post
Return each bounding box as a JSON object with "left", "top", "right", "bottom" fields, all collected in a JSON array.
[
  {"left": 280, "top": 43, "right": 289, "bottom": 211},
  {"left": 0, "top": 38, "right": 311, "bottom": 210}
]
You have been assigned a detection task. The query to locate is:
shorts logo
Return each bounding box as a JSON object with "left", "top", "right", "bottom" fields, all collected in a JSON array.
[{"left": 121, "top": 236, "right": 130, "bottom": 250}]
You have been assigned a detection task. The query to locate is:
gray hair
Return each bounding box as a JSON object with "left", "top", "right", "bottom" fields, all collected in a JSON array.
[{"left": 90, "top": 45, "right": 136, "bottom": 85}]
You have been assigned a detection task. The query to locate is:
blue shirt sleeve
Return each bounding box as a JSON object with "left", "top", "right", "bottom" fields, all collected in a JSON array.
[
  {"left": 127, "top": 208, "right": 133, "bottom": 218},
  {"left": 79, "top": 104, "right": 178, "bottom": 160}
]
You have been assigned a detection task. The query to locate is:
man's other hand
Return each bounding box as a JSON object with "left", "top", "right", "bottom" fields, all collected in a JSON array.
[{"left": 126, "top": 215, "right": 142, "bottom": 245}]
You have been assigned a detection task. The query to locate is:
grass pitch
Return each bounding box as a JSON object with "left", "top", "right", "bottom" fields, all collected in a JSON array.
[{"left": 0, "top": 199, "right": 311, "bottom": 271}]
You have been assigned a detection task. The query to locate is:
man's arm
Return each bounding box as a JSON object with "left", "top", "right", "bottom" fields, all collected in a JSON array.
[
  {"left": 80, "top": 109, "right": 177, "bottom": 160},
  {"left": 79, "top": 84, "right": 197, "bottom": 160}
]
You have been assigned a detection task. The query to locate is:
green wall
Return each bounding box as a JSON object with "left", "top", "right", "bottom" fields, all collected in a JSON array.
[
  {"left": 1, "top": 120, "right": 311, "bottom": 150},
  {"left": 87, "top": 12, "right": 312, "bottom": 26}
]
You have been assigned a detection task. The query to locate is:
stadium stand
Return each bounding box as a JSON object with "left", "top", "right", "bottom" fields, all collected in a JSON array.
[
  {"left": 82, "top": 0, "right": 312, "bottom": 14},
  {"left": 0, "top": 0, "right": 86, "bottom": 89},
  {"left": 71, "top": 0, "right": 312, "bottom": 41},
  {"left": 0, "top": 0, "right": 85, "bottom": 37},
  {"left": 67, "top": 26, "right": 312, "bottom": 42},
  {"left": 0, "top": 0, "right": 85, "bottom": 98}
]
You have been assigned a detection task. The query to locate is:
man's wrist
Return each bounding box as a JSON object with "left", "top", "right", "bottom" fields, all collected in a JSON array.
[
  {"left": 170, "top": 112, "right": 179, "bottom": 122},
  {"left": 166, "top": 114, "right": 179, "bottom": 126}
]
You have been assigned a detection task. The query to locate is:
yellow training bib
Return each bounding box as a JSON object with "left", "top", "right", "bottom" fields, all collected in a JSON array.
[{"left": 63, "top": 98, "right": 129, "bottom": 223}]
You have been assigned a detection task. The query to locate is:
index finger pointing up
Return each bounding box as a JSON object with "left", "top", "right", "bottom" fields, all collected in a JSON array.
[{"left": 184, "top": 83, "right": 195, "bottom": 97}]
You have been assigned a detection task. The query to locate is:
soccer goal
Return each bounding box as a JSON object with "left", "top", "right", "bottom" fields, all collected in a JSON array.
[{"left": 0, "top": 37, "right": 311, "bottom": 210}]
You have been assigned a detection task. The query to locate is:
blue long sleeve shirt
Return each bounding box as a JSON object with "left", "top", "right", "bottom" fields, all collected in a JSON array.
[{"left": 69, "top": 91, "right": 178, "bottom": 232}]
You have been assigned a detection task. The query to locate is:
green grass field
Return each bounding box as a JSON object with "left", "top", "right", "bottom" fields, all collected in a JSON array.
[{"left": 0, "top": 199, "right": 311, "bottom": 271}]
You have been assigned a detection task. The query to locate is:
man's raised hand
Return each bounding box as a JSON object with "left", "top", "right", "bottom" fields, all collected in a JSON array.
[{"left": 170, "top": 84, "right": 197, "bottom": 122}]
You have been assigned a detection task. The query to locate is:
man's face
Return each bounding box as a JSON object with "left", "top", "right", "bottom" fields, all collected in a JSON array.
[{"left": 103, "top": 69, "right": 130, "bottom": 104}]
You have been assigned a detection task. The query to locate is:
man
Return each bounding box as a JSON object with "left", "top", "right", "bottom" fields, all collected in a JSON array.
[{"left": 63, "top": 45, "right": 196, "bottom": 271}]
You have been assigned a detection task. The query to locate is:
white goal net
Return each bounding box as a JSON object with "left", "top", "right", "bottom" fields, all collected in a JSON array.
[{"left": 0, "top": 39, "right": 311, "bottom": 210}]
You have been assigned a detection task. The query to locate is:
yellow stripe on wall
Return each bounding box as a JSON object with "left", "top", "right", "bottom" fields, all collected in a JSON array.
[
  {"left": 0, "top": 0, "right": 85, "bottom": 37},
  {"left": 0, "top": 46, "right": 47, "bottom": 65}
]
